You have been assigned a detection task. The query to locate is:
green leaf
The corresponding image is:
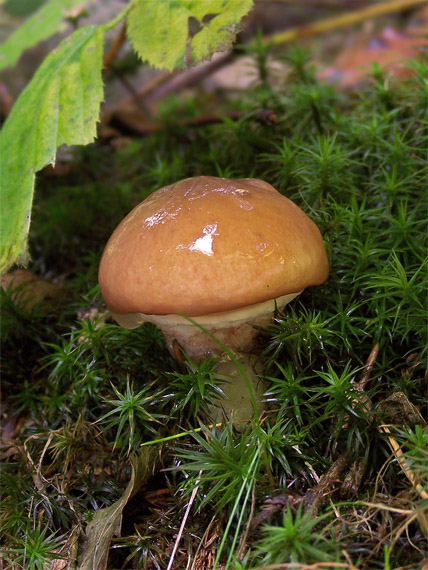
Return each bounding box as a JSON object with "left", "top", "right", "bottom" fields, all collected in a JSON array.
[
  {"left": 0, "top": 25, "right": 104, "bottom": 273},
  {"left": 2, "top": 0, "right": 47, "bottom": 19},
  {"left": 188, "top": 0, "right": 253, "bottom": 65},
  {"left": 127, "top": 0, "right": 188, "bottom": 70},
  {"left": 127, "top": 0, "right": 253, "bottom": 71},
  {"left": 0, "top": 0, "right": 88, "bottom": 71}
]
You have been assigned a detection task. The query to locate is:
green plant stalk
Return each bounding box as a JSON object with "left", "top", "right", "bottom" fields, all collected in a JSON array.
[
  {"left": 103, "top": 1, "right": 135, "bottom": 33},
  {"left": 213, "top": 446, "right": 261, "bottom": 570}
]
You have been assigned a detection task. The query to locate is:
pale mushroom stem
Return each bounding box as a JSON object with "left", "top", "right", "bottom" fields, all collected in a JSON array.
[
  {"left": 111, "top": 294, "right": 302, "bottom": 425},
  {"left": 212, "top": 351, "right": 266, "bottom": 426}
]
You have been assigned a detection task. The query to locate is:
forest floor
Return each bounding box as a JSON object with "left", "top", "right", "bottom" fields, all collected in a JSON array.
[{"left": 1, "top": 3, "right": 427, "bottom": 569}]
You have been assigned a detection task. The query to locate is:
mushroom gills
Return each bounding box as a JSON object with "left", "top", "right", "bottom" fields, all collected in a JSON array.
[{"left": 111, "top": 291, "right": 300, "bottom": 359}]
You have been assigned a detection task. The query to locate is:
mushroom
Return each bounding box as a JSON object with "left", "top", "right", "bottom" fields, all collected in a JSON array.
[{"left": 99, "top": 176, "right": 329, "bottom": 422}]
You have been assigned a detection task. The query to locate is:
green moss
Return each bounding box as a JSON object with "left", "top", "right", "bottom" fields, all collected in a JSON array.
[{"left": 1, "top": 46, "right": 427, "bottom": 569}]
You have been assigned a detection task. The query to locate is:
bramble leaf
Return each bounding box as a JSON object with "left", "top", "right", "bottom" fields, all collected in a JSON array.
[
  {"left": 0, "top": 0, "right": 88, "bottom": 71},
  {"left": 0, "top": 25, "right": 104, "bottom": 273},
  {"left": 188, "top": 0, "right": 253, "bottom": 65},
  {"left": 126, "top": 0, "right": 253, "bottom": 71}
]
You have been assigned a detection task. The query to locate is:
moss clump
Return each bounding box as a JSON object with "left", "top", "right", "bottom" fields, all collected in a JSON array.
[{"left": 1, "top": 47, "right": 427, "bottom": 569}]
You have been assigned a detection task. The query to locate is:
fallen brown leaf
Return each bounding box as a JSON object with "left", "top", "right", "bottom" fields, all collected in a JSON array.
[
  {"left": 1, "top": 270, "right": 61, "bottom": 310},
  {"left": 77, "top": 447, "right": 160, "bottom": 570},
  {"left": 319, "top": 15, "right": 427, "bottom": 87}
]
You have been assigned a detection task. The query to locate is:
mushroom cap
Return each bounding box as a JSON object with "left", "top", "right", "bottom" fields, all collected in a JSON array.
[{"left": 99, "top": 176, "right": 329, "bottom": 317}]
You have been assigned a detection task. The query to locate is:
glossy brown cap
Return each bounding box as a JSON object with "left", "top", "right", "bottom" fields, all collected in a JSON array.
[{"left": 99, "top": 176, "right": 329, "bottom": 317}]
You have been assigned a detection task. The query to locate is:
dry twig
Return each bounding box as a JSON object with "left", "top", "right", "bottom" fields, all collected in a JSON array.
[
  {"left": 303, "top": 452, "right": 349, "bottom": 516},
  {"left": 110, "top": 109, "right": 242, "bottom": 137},
  {"left": 303, "top": 344, "right": 381, "bottom": 515},
  {"left": 167, "top": 472, "right": 201, "bottom": 570},
  {"left": 263, "top": 0, "right": 426, "bottom": 47},
  {"left": 378, "top": 423, "right": 428, "bottom": 504},
  {"left": 103, "top": 21, "right": 127, "bottom": 69}
]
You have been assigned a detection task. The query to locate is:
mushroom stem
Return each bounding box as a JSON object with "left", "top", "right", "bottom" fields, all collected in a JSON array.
[{"left": 212, "top": 351, "right": 267, "bottom": 425}]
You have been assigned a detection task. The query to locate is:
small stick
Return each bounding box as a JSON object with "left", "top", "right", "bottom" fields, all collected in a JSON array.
[
  {"left": 142, "top": 50, "right": 236, "bottom": 102},
  {"left": 111, "top": 109, "right": 242, "bottom": 137},
  {"left": 356, "top": 342, "right": 379, "bottom": 392},
  {"left": 262, "top": 0, "right": 426, "bottom": 47},
  {"left": 137, "top": 69, "right": 179, "bottom": 100},
  {"left": 103, "top": 21, "right": 127, "bottom": 69},
  {"left": 190, "top": 514, "right": 219, "bottom": 570},
  {"left": 109, "top": 50, "right": 235, "bottom": 116},
  {"left": 111, "top": 70, "right": 153, "bottom": 117},
  {"left": 235, "top": 483, "right": 257, "bottom": 560},
  {"left": 262, "top": 445, "right": 277, "bottom": 490},
  {"left": 166, "top": 472, "right": 201, "bottom": 570},
  {"left": 346, "top": 342, "right": 379, "bottom": 421},
  {"left": 24, "top": 432, "right": 56, "bottom": 491},
  {"left": 337, "top": 343, "right": 379, "bottom": 439},
  {"left": 305, "top": 344, "right": 381, "bottom": 513},
  {"left": 303, "top": 451, "right": 349, "bottom": 516},
  {"left": 261, "top": 0, "right": 369, "bottom": 6},
  {"left": 378, "top": 423, "right": 428, "bottom": 503}
]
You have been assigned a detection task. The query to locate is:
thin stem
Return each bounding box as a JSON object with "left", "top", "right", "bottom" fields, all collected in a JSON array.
[
  {"left": 262, "top": 0, "right": 425, "bottom": 47},
  {"left": 166, "top": 472, "right": 201, "bottom": 570},
  {"left": 103, "top": 21, "right": 127, "bottom": 68},
  {"left": 103, "top": 1, "right": 134, "bottom": 33},
  {"left": 213, "top": 447, "right": 261, "bottom": 570}
]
